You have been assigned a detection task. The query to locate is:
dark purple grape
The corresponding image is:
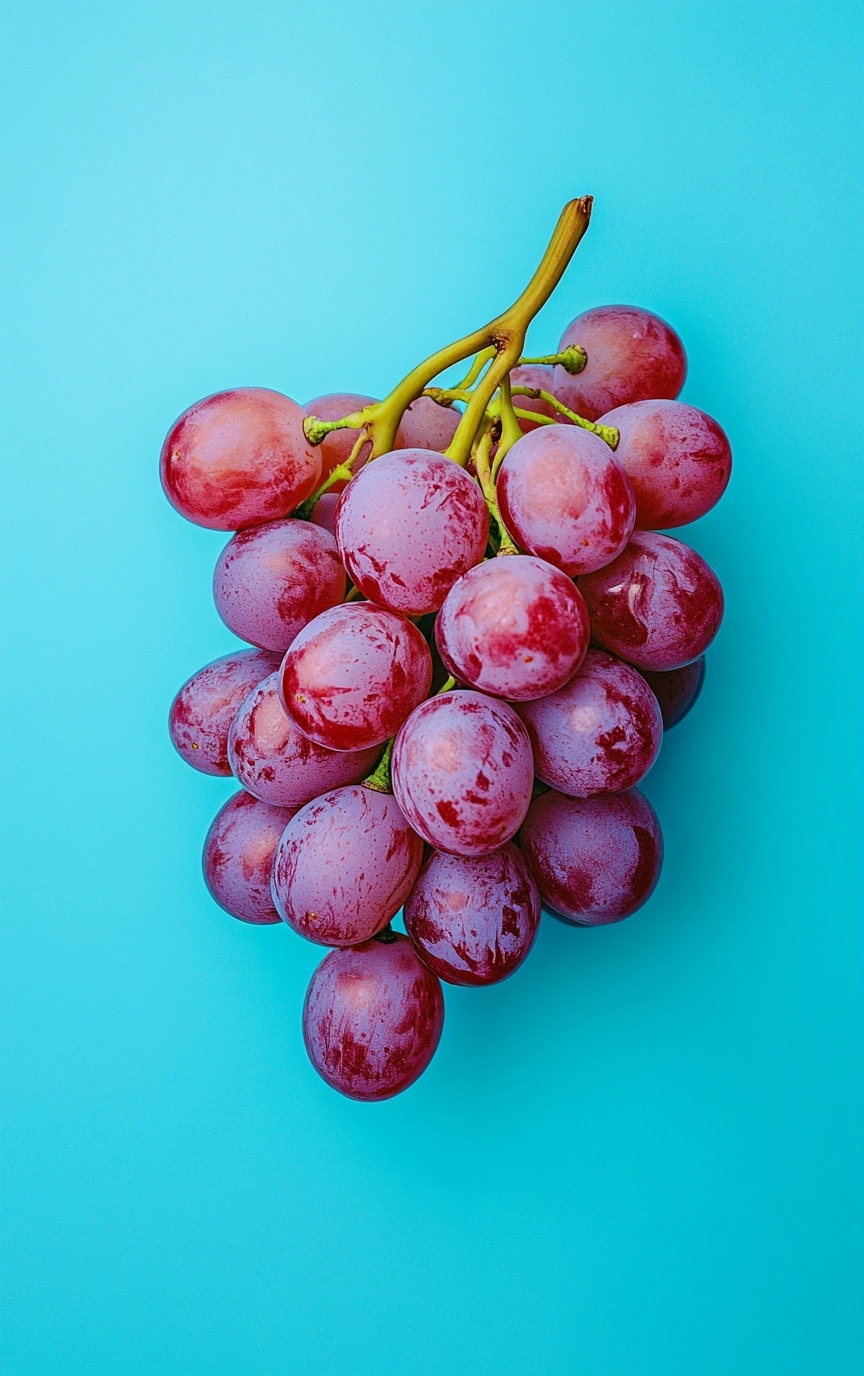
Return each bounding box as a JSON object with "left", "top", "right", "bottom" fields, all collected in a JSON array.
[
  {"left": 169, "top": 648, "right": 281, "bottom": 775},
  {"left": 212, "top": 518, "right": 345, "bottom": 651},
  {"left": 227, "top": 672, "right": 381, "bottom": 806},
  {"left": 598, "top": 399, "right": 732, "bottom": 529},
  {"left": 334, "top": 451, "right": 489, "bottom": 615},
  {"left": 202, "top": 790, "right": 295, "bottom": 924},
  {"left": 404, "top": 844, "right": 540, "bottom": 986},
  {"left": 160, "top": 388, "right": 320, "bottom": 530},
  {"left": 392, "top": 690, "right": 534, "bottom": 857},
  {"left": 303, "top": 934, "right": 444, "bottom": 1101},
  {"left": 515, "top": 649, "right": 662, "bottom": 797},
  {"left": 640, "top": 657, "right": 706, "bottom": 729},
  {"left": 578, "top": 531, "right": 724, "bottom": 672},
  {"left": 435, "top": 554, "right": 590, "bottom": 701},
  {"left": 519, "top": 788, "right": 663, "bottom": 924},
  {"left": 271, "top": 786, "right": 424, "bottom": 946},
  {"left": 552, "top": 306, "right": 686, "bottom": 422},
  {"left": 280, "top": 603, "right": 432, "bottom": 752}
]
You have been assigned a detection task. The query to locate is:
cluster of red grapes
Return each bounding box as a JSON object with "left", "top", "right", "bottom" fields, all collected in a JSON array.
[{"left": 163, "top": 207, "right": 729, "bottom": 1101}]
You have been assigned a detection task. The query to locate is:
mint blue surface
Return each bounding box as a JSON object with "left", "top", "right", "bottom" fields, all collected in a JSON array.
[{"left": 2, "top": 3, "right": 862, "bottom": 1373}]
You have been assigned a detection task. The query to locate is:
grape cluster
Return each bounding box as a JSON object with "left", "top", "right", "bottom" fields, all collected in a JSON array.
[{"left": 163, "top": 201, "right": 729, "bottom": 1101}]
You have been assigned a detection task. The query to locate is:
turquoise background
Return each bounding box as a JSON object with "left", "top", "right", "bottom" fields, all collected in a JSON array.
[{"left": 2, "top": 2, "right": 862, "bottom": 1372}]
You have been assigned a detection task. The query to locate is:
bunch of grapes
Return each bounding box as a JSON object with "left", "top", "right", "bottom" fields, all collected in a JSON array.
[{"left": 163, "top": 198, "right": 729, "bottom": 1101}]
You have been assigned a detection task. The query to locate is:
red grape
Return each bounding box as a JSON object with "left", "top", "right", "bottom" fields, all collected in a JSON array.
[
  {"left": 598, "top": 399, "right": 732, "bottom": 529},
  {"left": 303, "top": 934, "right": 444, "bottom": 1101},
  {"left": 280, "top": 603, "right": 432, "bottom": 751},
  {"left": 202, "top": 790, "right": 295, "bottom": 924},
  {"left": 515, "top": 648, "right": 662, "bottom": 797},
  {"left": 552, "top": 306, "right": 687, "bottom": 421},
  {"left": 309, "top": 492, "right": 340, "bottom": 537},
  {"left": 641, "top": 657, "right": 706, "bottom": 729},
  {"left": 578, "top": 531, "right": 724, "bottom": 672},
  {"left": 496, "top": 425, "right": 636, "bottom": 576},
  {"left": 169, "top": 648, "right": 281, "bottom": 775},
  {"left": 334, "top": 450, "right": 489, "bottom": 615},
  {"left": 509, "top": 364, "right": 566, "bottom": 433},
  {"left": 392, "top": 690, "right": 534, "bottom": 856},
  {"left": 435, "top": 554, "right": 590, "bottom": 701},
  {"left": 271, "top": 785, "right": 423, "bottom": 946},
  {"left": 404, "top": 843, "right": 540, "bottom": 986},
  {"left": 160, "top": 388, "right": 320, "bottom": 530},
  {"left": 395, "top": 396, "right": 461, "bottom": 452},
  {"left": 519, "top": 787, "right": 663, "bottom": 924},
  {"left": 212, "top": 518, "right": 345, "bottom": 652},
  {"left": 228, "top": 672, "right": 381, "bottom": 805},
  {"left": 303, "top": 392, "right": 377, "bottom": 491}
]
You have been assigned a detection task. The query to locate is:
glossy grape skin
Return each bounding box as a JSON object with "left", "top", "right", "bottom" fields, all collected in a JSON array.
[
  {"left": 598, "top": 399, "right": 732, "bottom": 529},
  {"left": 280, "top": 603, "right": 432, "bottom": 751},
  {"left": 392, "top": 690, "right": 534, "bottom": 857},
  {"left": 641, "top": 657, "right": 706, "bottom": 729},
  {"left": 496, "top": 425, "right": 636, "bottom": 576},
  {"left": 552, "top": 306, "right": 687, "bottom": 422},
  {"left": 509, "top": 364, "right": 567, "bottom": 433},
  {"left": 227, "top": 672, "right": 381, "bottom": 805},
  {"left": 519, "top": 787, "right": 663, "bottom": 925},
  {"left": 160, "top": 388, "right": 321, "bottom": 530},
  {"left": 404, "top": 844, "right": 540, "bottom": 986},
  {"left": 309, "top": 492, "right": 340, "bottom": 537},
  {"left": 303, "top": 934, "right": 444, "bottom": 1101},
  {"left": 516, "top": 649, "right": 662, "bottom": 797},
  {"left": 202, "top": 790, "right": 295, "bottom": 924},
  {"left": 435, "top": 554, "right": 590, "bottom": 701},
  {"left": 212, "top": 519, "right": 346, "bottom": 652},
  {"left": 169, "top": 648, "right": 281, "bottom": 775},
  {"left": 395, "top": 396, "right": 461, "bottom": 452},
  {"left": 303, "top": 392, "right": 377, "bottom": 491},
  {"left": 334, "top": 450, "right": 489, "bottom": 615},
  {"left": 578, "top": 531, "right": 724, "bottom": 672},
  {"left": 271, "top": 786, "right": 424, "bottom": 946}
]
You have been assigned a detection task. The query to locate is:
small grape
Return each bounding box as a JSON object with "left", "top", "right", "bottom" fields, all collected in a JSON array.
[
  {"left": 228, "top": 672, "right": 381, "bottom": 806},
  {"left": 202, "top": 790, "right": 295, "bottom": 924},
  {"left": 271, "top": 785, "right": 424, "bottom": 946},
  {"left": 496, "top": 425, "right": 636, "bottom": 576},
  {"left": 404, "top": 843, "right": 540, "bottom": 986},
  {"left": 303, "top": 934, "right": 444, "bottom": 1101},
  {"left": 552, "top": 306, "right": 687, "bottom": 421},
  {"left": 169, "top": 648, "right": 281, "bottom": 775},
  {"left": 335, "top": 450, "right": 489, "bottom": 615},
  {"left": 519, "top": 788, "right": 663, "bottom": 924},
  {"left": 578, "top": 531, "right": 724, "bottom": 672},
  {"left": 598, "top": 399, "right": 732, "bottom": 529},
  {"left": 212, "top": 518, "right": 346, "bottom": 652},
  {"left": 160, "top": 388, "right": 320, "bottom": 530},
  {"left": 435, "top": 554, "right": 590, "bottom": 701},
  {"left": 303, "top": 392, "right": 377, "bottom": 491},
  {"left": 640, "top": 657, "right": 706, "bottom": 729},
  {"left": 280, "top": 603, "right": 432, "bottom": 751},
  {"left": 515, "top": 648, "right": 662, "bottom": 797},
  {"left": 392, "top": 690, "right": 534, "bottom": 856},
  {"left": 395, "top": 396, "right": 461, "bottom": 452},
  {"left": 309, "top": 492, "right": 340, "bottom": 537}
]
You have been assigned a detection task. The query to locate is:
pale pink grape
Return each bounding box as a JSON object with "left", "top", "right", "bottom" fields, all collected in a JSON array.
[
  {"left": 203, "top": 790, "right": 296, "bottom": 924},
  {"left": 395, "top": 396, "right": 460, "bottom": 452},
  {"left": 271, "top": 786, "right": 424, "bottom": 946},
  {"left": 303, "top": 392, "right": 377, "bottom": 491},
  {"left": 212, "top": 519, "right": 345, "bottom": 652},
  {"left": 496, "top": 425, "right": 636, "bottom": 576},
  {"left": 598, "top": 399, "right": 732, "bottom": 529},
  {"left": 169, "top": 648, "right": 281, "bottom": 776},
  {"left": 552, "top": 306, "right": 687, "bottom": 422},
  {"left": 227, "top": 672, "right": 381, "bottom": 806}
]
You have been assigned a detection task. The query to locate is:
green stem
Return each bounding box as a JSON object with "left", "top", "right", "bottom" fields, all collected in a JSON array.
[
  {"left": 473, "top": 427, "right": 519, "bottom": 555},
  {"left": 296, "top": 430, "right": 370, "bottom": 517},
  {"left": 438, "top": 675, "right": 456, "bottom": 694},
  {"left": 511, "top": 387, "right": 619, "bottom": 448},
  {"left": 362, "top": 737, "right": 394, "bottom": 793},
  {"left": 517, "top": 345, "right": 587, "bottom": 374}
]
